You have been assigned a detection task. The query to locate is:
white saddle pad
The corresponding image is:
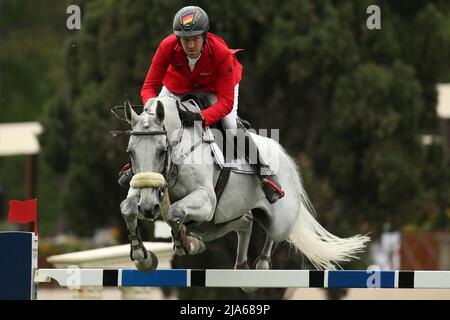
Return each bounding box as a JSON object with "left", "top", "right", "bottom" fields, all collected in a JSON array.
[{"left": 204, "top": 127, "right": 255, "bottom": 174}]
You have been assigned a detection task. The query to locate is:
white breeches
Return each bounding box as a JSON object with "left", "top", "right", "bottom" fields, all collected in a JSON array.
[{"left": 158, "top": 84, "right": 239, "bottom": 131}]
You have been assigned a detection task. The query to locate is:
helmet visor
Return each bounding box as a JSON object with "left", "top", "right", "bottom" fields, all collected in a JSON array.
[{"left": 174, "top": 30, "right": 206, "bottom": 37}]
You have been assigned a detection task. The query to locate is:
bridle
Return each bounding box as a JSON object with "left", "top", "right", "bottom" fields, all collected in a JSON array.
[
  {"left": 111, "top": 99, "right": 198, "bottom": 203},
  {"left": 112, "top": 126, "right": 176, "bottom": 202}
]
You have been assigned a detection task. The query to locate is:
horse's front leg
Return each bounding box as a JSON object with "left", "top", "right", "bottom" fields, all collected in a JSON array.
[
  {"left": 167, "top": 186, "right": 216, "bottom": 256},
  {"left": 120, "top": 188, "right": 158, "bottom": 272}
]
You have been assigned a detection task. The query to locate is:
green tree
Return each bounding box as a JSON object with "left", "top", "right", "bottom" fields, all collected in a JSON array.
[
  {"left": 41, "top": 0, "right": 182, "bottom": 235},
  {"left": 326, "top": 62, "right": 425, "bottom": 232},
  {"left": 0, "top": 0, "right": 69, "bottom": 233}
]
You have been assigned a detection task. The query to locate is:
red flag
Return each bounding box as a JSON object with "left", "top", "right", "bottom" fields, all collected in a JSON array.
[{"left": 8, "top": 199, "right": 38, "bottom": 234}]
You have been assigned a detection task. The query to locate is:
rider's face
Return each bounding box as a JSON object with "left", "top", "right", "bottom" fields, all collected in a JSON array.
[{"left": 180, "top": 35, "right": 204, "bottom": 58}]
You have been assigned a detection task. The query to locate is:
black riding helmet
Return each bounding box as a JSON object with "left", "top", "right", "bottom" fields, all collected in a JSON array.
[{"left": 173, "top": 6, "right": 209, "bottom": 37}]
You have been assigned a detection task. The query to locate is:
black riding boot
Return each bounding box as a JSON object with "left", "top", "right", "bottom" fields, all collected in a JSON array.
[
  {"left": 118, "top": 164, "right": 133, "bottom": 188},
  {"left": 250, "top": 161, "right": 285, "bottom": 204},
  {"left": 240, "top": 129, "right": 285, "bottom": 204}
]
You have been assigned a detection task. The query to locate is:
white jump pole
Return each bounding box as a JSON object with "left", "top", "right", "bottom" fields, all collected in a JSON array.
[{"left": 2, "top": 231, "right": 450, "bottom": 300}]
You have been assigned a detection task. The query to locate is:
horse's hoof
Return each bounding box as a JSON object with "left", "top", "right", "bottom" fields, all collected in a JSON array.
[
  {"left": 173, "top": 243, "right": 187, "bottom": 256},
  {"left": 234, "top": 262, "right": 257, "bottom": 292},
  {"left": 135, "top": 250, "right": 158, "bottom": 272},
  {"left": 172, "top": 224, "right": 206, "bottom": 256},
  {"left": 185, "top": 235, "right": 206, "bottom": 255},
  {"left": 254, "top": 255, "right": 272, "bottom": 270},
  {"left": 241, "top": 286, "right": 258, "bottom": 293}
]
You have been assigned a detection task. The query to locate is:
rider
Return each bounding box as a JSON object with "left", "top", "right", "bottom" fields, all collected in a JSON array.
[{"left": 119, "top": 5, "right": 284, "bottom": 204}]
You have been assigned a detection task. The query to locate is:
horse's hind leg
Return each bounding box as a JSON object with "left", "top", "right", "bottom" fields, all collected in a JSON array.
[
  {"left": 235, "top": 212, "right": 256, "bottom": 293},
  {"left": 234, "top": 212, "right": 253, "bottom": 270},
  {"left": 121, "top": 189, "right": 158, "bottom": 272},
  {"left": 254, "top": 236, "right": 274, "bottom": 270},
  {"left": 187, "top": 211, "right": 253, "bottom": 269}
]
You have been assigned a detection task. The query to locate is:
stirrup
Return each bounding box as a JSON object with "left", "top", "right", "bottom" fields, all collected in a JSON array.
[
  {"left": 119, "top": 163, "right": 131, "bottom": 174},
  {"left": 118, "top": 168, "right": 133, "bottom": 188}
]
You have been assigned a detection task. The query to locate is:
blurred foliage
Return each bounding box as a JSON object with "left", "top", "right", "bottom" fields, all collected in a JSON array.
[
  {"left": 0, "top": 0, "right": 72, "bottom": 233},
  {"left": 1, "top": 0, "right": 450, "bottom": 299}
]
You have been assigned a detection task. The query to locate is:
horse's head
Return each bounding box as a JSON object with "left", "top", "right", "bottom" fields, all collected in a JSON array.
[{"left": 124, "top": 98, "right": 177, "bottom": 220}]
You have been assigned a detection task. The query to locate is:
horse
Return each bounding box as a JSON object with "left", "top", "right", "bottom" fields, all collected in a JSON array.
[{"left": 117, "top": 96, "right": 370, "bottom": 275}]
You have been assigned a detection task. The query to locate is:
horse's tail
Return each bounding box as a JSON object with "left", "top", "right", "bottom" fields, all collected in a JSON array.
[{"left": 285, "top": 154, "right": 370, "bottom": 270}]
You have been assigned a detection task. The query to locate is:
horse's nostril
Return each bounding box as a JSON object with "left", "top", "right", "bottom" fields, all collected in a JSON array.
[
  {"left": 138, "top": 205, "right": 150, "bottom": 217},
  {"left": 138, "top": 204, "right": 159, "bottom": 220}
]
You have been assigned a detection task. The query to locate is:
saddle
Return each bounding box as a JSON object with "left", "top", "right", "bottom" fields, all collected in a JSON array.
[
  {"left": 179, "top": 94, "right": 254, "bottom": 174},
  {"left": 178, "top": 93, "right": 257, "bottom": 207}
]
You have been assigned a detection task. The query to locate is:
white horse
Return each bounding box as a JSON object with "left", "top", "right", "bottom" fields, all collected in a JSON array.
[{"left": 118, "top": 96, "right": 369, "bottom": 274}]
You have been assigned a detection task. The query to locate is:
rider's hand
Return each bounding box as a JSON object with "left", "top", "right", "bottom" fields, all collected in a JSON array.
[{"left": 178, "top": 109, "right": 204, "bottom": 127}]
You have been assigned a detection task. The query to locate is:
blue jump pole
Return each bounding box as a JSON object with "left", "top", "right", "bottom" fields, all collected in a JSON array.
[{"left": 0, "top": 232, "right": 38, "bottom": 300}]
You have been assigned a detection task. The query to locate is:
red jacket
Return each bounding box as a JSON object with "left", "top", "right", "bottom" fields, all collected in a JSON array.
[{"left": 141, "top": 33, "right": 242, "bottom": 127}]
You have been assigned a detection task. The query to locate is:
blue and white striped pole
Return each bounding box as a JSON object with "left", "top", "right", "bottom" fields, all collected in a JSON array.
[{"left": 34, "top": 268, "right": 450, "bottom": 289}]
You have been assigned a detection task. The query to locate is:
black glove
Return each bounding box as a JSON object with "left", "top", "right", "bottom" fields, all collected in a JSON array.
[{"left": 178, "top": 109, "right": 204, "bottom": 127}]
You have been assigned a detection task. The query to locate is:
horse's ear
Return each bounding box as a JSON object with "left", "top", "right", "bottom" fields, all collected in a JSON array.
[
  {"left": 156, "top": 100, "right": 165, "bottom": 123},
  {"left": 124, "top": 100, "right": 139, "bottom": 125}
]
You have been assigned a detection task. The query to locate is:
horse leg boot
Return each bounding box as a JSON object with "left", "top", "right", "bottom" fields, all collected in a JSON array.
[
  {"left": 237, "top": 128, "right": 285, "bottom": 204},
  {"left": 167, "top": 187, "right": 215, "bottom": 256},
  {"left": 120, "top": 192, "right": 158, "bottom": 272},
  {"left": 254, "top": 236, "right": 274, "bottom": 270}
]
